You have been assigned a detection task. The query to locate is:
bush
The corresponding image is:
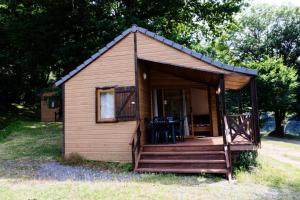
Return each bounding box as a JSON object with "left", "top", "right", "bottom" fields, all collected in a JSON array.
[
  {"left": 233, "top": 151, "right": 258, "bottom": 173},
  {"left": 64, "top": 153, "right": 86, "bottom": 165}
]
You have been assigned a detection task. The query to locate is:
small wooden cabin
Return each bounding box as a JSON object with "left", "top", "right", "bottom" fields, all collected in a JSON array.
[
  {"left": 41, "top": 92, "right": 61, "bottom": 122},
  {"left": 55, "top": 25, "right": 260, "bottom": 179}
]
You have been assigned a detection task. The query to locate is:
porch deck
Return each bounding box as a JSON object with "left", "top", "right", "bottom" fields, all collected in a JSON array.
[{"left": 144, "top": 136, "right": 254, "bottom": 147}]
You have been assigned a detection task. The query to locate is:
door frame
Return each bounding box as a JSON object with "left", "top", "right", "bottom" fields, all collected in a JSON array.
[{"left": 150, "top": 86, "right": 211, "bottom": 138}]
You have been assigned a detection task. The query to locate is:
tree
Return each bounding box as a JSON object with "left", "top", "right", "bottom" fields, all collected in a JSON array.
[
  {"left": 194, "top": 5, "right": 300, "bottom": 136},
  {"left": 245, "top": 57, "right": 298, "bottom": 136},
  {"left": 222, "top": 6, "right": 300, "bottom": 115},
  {"left": 0, "top": 0, "right": 246, "bottom": 105}
]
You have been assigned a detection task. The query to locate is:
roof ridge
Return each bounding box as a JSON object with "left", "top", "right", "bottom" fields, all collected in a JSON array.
[{"left": 55, "top": 25, "right": 256, "bottom": 86}]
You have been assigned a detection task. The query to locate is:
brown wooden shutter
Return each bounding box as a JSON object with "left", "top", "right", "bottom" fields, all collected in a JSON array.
[{"left": 115, "top": 86, "right": 136, "bottom": 121}]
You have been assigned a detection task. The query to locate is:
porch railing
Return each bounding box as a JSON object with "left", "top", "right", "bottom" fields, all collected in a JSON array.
[
  {"left": 224, "top": 114, "right": 257, "bottom": 144},
  {"left": 129, "top": 121, "right": 141, "bottom": 170}
]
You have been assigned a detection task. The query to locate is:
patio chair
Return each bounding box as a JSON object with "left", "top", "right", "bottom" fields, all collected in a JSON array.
[
  {"left": 152, "top": 117, "right": 169, "bottom": 144},
  {"left": 174, "top": 118, "right": 184, "bottom": 142}
]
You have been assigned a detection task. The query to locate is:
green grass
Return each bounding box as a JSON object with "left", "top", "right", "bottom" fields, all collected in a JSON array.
[
  {"left": 283, "top": 154, "right": 300, "bottom": 162},
  {"left": 261, "top": 137, "right": 300, "bottom": 151},
  {"left": 0, "top": 120, "right": 62, "bottom": 161},
  {"left": 0, "top": 103, "right": 39, "bottom": 141},
  {"left": 1, "top": 118, "right": 300, "bottom": 199},
  {"left": 0, "top": 118, "right": 133, "bottom": 172},
  {"left": 236, "top": 155, "right": 300, "bottom": 191},
  {"left": 280, "top": 134, "right": 300, "bottom": 141}
]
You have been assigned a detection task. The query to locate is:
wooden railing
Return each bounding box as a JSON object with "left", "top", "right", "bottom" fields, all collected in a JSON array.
[
  {"left": 129, "top": 121, "right": 141, "bottom": 170},
  {"left": 224, "top": 114, "right": 256, "bottom": 144}
]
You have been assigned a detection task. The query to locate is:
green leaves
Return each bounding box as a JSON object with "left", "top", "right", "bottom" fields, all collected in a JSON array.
[
  {"left": 1, "top": 0, "right": 246, "bottom": 105},
  {"left": 244, "top": 57, "right": 298, "bottom": 112}
]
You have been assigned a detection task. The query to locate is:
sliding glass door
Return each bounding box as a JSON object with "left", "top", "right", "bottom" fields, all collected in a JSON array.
[{"left": 153, "top": 88, "right": 191, "bottom": 136}]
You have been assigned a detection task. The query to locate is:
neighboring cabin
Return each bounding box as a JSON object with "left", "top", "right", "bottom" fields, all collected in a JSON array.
[
  {"left": 55, "top": 25, "right": 260, "bottom": 179},
  {"left": 41, "top": 91, "right": 61, "bottom": 122}
]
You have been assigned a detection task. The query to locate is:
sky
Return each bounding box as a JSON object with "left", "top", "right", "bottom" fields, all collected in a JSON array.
[{"left": 251, "top": 0, "right": 300, "bottom": 6}]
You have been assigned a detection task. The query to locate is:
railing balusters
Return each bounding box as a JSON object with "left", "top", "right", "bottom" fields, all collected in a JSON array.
[{"left": 224, "top": 114, "right": 256, "bottom": 144}]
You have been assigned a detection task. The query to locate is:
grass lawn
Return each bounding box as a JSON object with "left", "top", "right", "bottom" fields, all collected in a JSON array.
[
  {"left": 261, "top": 136, "right": 300, "bottom": 151},
  {"left": 0, "top": 119, "right": 300, "bottom": 199}
]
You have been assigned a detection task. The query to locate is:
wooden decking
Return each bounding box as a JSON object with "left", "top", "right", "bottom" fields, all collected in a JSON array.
[
  {"left": 153, "top": 136, "right": 253, "bottom": 146},
  {"left": 134, "top": 136, "right": 257, "bottom": 179}
]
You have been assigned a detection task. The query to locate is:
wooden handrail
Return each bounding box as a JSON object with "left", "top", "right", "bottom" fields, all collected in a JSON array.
[
  {"left": 129, "top": 121, "right": 140, "bottom": 145},
  {"left": 129, "top": 120, "right": 141, "bottom": 170}
]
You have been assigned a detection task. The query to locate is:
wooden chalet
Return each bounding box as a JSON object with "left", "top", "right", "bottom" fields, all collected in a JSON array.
[{"left": 55, "top": 25, "right": 260, "bottom": 179}]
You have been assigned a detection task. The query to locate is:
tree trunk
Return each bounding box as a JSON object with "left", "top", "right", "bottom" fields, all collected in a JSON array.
[{"left": 272, "top": 110, "right": 285, "bottom": 137}]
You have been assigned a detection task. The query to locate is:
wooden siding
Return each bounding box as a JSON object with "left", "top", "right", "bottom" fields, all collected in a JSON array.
[
  {"left": 136, "top": 33, "right": 229, "bottom": 74},
  {"left": 136, "top": 32, "right": 251, "bottom": 90},
  {"left": 150, "top": 70, "right": 207, "bottom": 89},
  {"left": 41, "top": 92, "right": 60, "bottom": 122},
  {"left": 209, "top": 87, "right": 219, "bottom": 137},
  {"left": 64, "top": 33, "right": 136, "bottom": 162}
]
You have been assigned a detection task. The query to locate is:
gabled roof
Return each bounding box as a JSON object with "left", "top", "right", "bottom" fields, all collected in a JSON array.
[{"left": 55, "top": 25, "right": 257, "bottom": 86}]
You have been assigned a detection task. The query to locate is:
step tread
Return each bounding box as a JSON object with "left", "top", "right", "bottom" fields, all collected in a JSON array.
[
  {"left": 136, "top": 168, "right": 228, "bottom": 174},
  {"left": 141, "top": 151, "right": 225, "bottom": 155},
  {"left": 139, "top": 159, "right": 226, "bottom": 164},
  {"left": 143, "top": 144, "right": 224, "bottom": 147}
]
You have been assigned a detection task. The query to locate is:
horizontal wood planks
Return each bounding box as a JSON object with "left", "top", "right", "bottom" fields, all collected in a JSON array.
[
  {"left": 64, "top": 33, "right": 136, "bottom": 162},
  {"left": 136, "top": 33, "right": 228, "bottom": 74},
  {"left": 209, "top": 87, "right": 219, "bottom": 136},
  {"left": 150, "top": 70, "right": 206, "bottom": 88},
  {"left": 136, "top": 32, "right": 252, "bottom": 90}
]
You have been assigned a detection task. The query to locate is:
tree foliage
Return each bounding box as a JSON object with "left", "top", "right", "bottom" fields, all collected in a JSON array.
[
  {"left": 245, "top": 57, "right": 298, "bottom": 113},
  {"left": 0, "top": 0, "right": 245, "bottom": 105},
  {"left": 245, "top": 57, "right": 298, "bottom": 135}
]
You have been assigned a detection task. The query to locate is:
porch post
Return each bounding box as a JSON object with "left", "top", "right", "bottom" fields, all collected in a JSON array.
[
  {"left": 250, "top": 77, "right": 260, "bottom": 145},
  {"left": 219, "top": 74, "right": 227, "bottom": 145},
  {"left": 133, "top": 31, "right": 140, "bottom": 121}
]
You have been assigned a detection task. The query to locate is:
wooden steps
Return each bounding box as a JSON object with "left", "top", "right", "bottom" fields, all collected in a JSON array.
[
  {"left": 136, "top": 168, "right": 228, "bottom": 174},
  {"left": 135, "top": 144, "right": 231, "bottom": 178}
]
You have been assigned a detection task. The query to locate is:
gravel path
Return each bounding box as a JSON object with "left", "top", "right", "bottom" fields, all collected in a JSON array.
[
  {"left": 0, "top": 160, "right": 140, "bottom": 182},
  {"left": 0, "top": 160, "right": 298, "bottom": 200}
]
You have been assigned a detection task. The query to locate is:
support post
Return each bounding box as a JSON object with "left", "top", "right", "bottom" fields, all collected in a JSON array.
[
  {"left": 62, "top": 84, "right": 65, "bottom": 157},
  {"left": 250, "top": 77, "right": 260, "bottom": 145},
  {"left": 133, "top": 31, "right": 140, "bottom": 121}
]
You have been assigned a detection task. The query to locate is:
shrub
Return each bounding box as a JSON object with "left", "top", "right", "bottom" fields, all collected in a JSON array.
[
  {"left": 233, "top": 151, "right": 258, "bottom": 173},
  {"left": 64, "top": 153, "right": 86, "bottom": 165}
]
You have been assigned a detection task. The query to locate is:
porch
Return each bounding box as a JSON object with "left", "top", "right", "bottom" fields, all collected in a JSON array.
[{"left": 130, "top": 58, "right": 260, "bottom": 179}]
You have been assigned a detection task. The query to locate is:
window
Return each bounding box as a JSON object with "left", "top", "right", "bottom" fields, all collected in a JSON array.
[
  {"left": 96, "top": 86, "right": 137, "bottom": 123},
  {"left": 96, "top": 88, "right": 115, "bottom": 122}
]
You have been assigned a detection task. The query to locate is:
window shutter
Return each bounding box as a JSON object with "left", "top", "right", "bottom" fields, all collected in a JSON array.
[{"left": 115, "top": 86, "right": 136, "bottom": 121}]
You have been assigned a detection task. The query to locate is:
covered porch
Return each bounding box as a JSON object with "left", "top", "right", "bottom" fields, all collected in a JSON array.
[
  {"left": 136, "top": 58, "right": 260, "bottom": 147},
  {"left": 130, "top": 58, "right": 259, "bottom": 178}
]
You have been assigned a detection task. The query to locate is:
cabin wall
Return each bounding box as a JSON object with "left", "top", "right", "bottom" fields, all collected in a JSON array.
[
  {"left": 64, "top": 33, "right": 136, "bottom": 162},
  {"left": 136, "top": 33, "right": 229, "bottom": 74},
  {"left": 191, "top": 89, "right": 209, "bottom": 115},
  {"left": 209, "top": 87, "right": 219, "bottom": 137}
]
